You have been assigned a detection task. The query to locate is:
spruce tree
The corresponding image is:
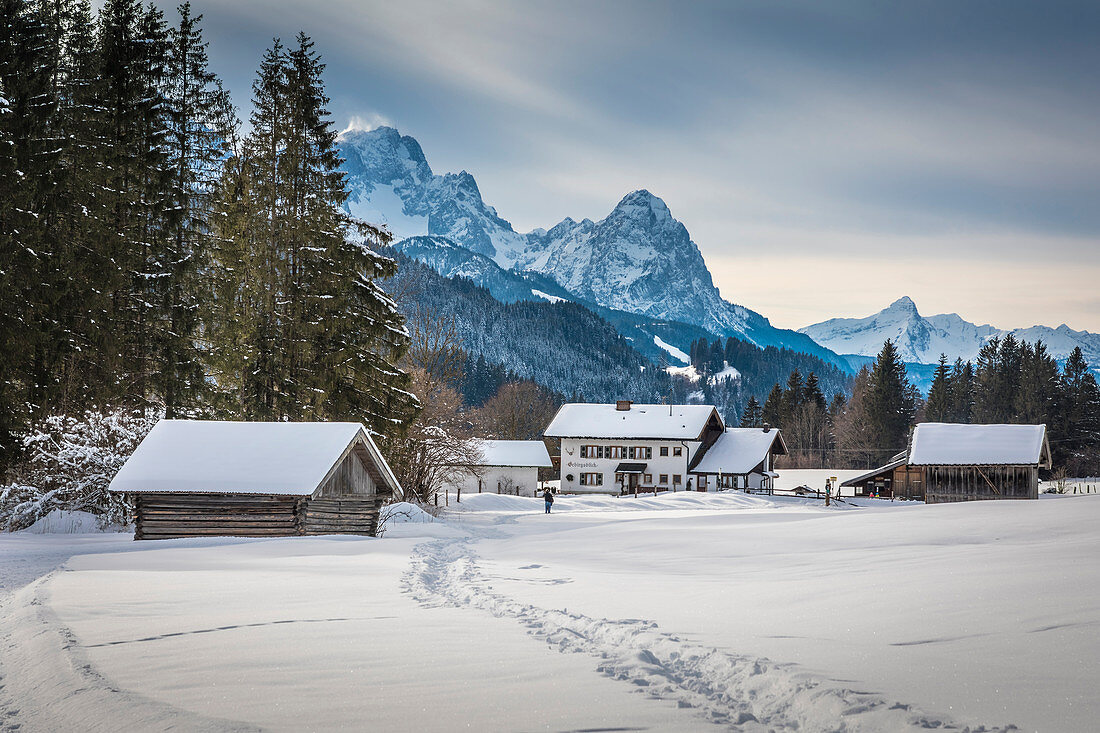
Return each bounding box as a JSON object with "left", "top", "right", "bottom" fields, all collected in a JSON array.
[
  {"left": 972, "top": 337, "right": 1001, "bottom": 422},
  {"left": 209, "top": 34, "right": 418, "bottom": 437},
  {"left": 1015, "top": 340, "right": 1060, "bottom": 425},
  {"left": 925, "top": 354, "right": 952, "bottom": 422},
  {"left": 865, "top": 340, "right": 917, "bottom": 463},
  {"left": 803, "top": 372, "right": 827, "bottom": 412},
  {"left": 740, "top": 396, "right": 763, "bottom": 427},
  {"left": 948, "top": 358, "right": 974, "bottom": 423},
  {"left": 1056, "top": 347, "right": 1100, "bottom": 466},
  {"left": 157, "top": 2, "right": 232, "bottom": 415},
  {"left": 762, "top": 383, "right": 784, "bottom": 427}
]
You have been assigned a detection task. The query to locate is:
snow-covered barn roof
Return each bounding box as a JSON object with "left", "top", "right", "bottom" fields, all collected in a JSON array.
[
  {"left": 469, "top": 439, "right": 552, "bottom": 468},
  {"left": 109, "top": 420, "right": 402, "bottom": 496},
  {"left": 689, "top": 428, "right": 788, "bottom": 475},
  {"left": 908, "top": 423, "right": 1050, "bottom": 467},
  {"left": 544, "top": 403, "right": 723, "bottom": 440}
]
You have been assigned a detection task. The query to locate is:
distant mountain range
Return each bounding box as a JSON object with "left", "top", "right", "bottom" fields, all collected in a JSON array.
[
  {"left": 338, "top": 126, "right": 846, "bottom": 370},
  {"left": 800, "top": 296, "right": 1100, "bottom": 367},
  {"left": 338, "top": 125, "right": 1099, "bottom": 399}
]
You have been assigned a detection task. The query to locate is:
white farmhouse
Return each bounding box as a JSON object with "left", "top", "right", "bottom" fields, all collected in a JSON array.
[
  {"left": 688, "top": 427, "right": 788, "bottom": 492},
  {"left": 447, "top": 439, "right": 552, "bottom": 497},
  {"left": 545, "top": 401, "right": 726, "bottom": 494}
]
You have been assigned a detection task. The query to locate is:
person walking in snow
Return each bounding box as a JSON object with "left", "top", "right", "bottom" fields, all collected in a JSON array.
[{"left": 543, "top": 487, "right": 554, "bottom": 514}]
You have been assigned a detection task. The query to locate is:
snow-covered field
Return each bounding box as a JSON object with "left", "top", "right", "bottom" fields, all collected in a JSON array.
[{"left": 2, "top": 491, "right": 1097, "bottom": 732}]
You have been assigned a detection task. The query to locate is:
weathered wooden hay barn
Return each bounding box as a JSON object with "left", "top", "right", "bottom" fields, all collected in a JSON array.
[
  {"left": 908, "top": 423, "right": 1050, "bottom": 503},
  {"left": 842, "top": 423, "right": 1051, "bottom": 502},
  {"left": 109, "top": 420, "right": 402, "bottom": 540}
]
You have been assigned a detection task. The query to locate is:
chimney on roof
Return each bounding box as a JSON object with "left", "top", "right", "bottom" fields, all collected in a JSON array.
[
  {"left": 616, "top": 400, "right": 633, "bottom": 411},
  {"left": 762, "top": 423, "right": 771, "bottom": 433}
]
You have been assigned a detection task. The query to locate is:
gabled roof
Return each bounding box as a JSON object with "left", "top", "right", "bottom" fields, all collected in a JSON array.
[
  {"left": 908, "top": 423, "right": 1050, "bottom": 467},
  {"left": 689, "top": 428, "right": 788, "bottom": 475},
  {"left": 109, "top": 420, "right": 402, "bottom": 496},
  {"left": 544, "top": 403, "right": 723, "bottom": 440},
  {"left": 469, "top": 439, "right": 552, "bottom": 468}
]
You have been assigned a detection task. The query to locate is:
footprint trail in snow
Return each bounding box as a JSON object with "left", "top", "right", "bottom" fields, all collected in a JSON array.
[{"left": 402, "top": 534, "right": 1016, "bottom": 733}]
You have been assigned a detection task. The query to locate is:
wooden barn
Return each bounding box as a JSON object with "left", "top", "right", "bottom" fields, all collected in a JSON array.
[
  {"left": 109, "top": 420, "right": 402, "bottom": 540},
  {"left": 908, "top": 422, "right": 1051, "bottom": 503},
  {"left": 841, "top": 423, "right": 1051, "bottom": 502}
]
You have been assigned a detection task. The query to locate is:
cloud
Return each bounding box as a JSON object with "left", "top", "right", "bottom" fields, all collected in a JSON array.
[{"left": 340, "top": 112, "right": 394, "bottom": 136}]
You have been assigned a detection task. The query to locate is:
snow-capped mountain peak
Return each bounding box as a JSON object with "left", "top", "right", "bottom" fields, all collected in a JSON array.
[
  {"left": 800, "top": 297, "right": 1100, "bottom": 366},
  {"left": 336, "top": 126, "right": 849, "bottom": 370}
]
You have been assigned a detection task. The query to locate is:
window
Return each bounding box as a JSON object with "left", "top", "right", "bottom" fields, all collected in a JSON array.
[
  {"left": 698, "top": 475, "right": 708, "bottom": 488},
  {"left": 643, "top": 473, "right": 652, "bottom": 484},
  {"left": 660, "top": 446, "right": 669, "bottom": 457},
  {"left": 615, "top": 472, "right": 625, "bottom": 484},
  {"left": 607, "top": 446, "right": 624, "bottom": 459},
  {"left": 673, "top": 474, "right": 682, "bottom": 484},
  {"left": 659, "top": 474, "right": 668, "bottom": 484},
  {"left": 581, "top": 445, "right": 597, "bottom": 458},
  {"left": 580, "top": 472, "right": 603, "bottom": 486},
  {"left": 673, "top": 447, "right": 683, "bottom": 457},
  {"left": 628, "top": 446, "right": 651, "bottom": 460}
]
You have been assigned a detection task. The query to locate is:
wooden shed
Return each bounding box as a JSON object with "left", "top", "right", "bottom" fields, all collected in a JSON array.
[
  {"left": 908, "top": 423, "right": 1051, "bottom": 503},
  {"left": 109, "top": 420, "right": 402, "bottom": 540},
  {"left": 842, "top": 423, "right": 1051, "bottom": 503}
]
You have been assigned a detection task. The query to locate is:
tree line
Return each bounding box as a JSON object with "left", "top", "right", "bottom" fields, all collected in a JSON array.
[
  {"left": 747, "top": 337, "right": 1100, "bottom": 473},
  {"left": 0, "top": 0, "right": 418, "bottom": 478}
]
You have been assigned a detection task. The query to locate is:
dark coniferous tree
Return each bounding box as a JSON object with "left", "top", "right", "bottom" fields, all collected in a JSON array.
[
  {"left": 924, "top": 354, "right": 952, "bottom": 422},
  {"left": 948, "top": 358, "right": 975, "bottom": 423},
  {"left": 865, "top": 340, "right": 917, "bottom": 463},
  {"left": 157, "top": 1, "right": 232, "bottom": 415},
  {"left": 740, "top": 396, "right": 763, "bottom": 427},
  {"left": 762, "top": 383, "right": 784, "bottom": 428}
]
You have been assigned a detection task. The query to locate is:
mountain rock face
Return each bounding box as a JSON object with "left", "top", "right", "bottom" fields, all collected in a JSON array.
[
  {"left": 800, "top": 296, "right": 1100, "bottom": 365},
  {"left": 340, "top": 127, "right": 528, "bottom": 261},
  {"left": 338, "top": 126, "right": 847, "bottom": 369}
]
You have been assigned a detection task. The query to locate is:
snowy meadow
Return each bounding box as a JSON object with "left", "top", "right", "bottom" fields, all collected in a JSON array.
[{"left": 1, "top": 492, "right": 1097, "bottom": 732}]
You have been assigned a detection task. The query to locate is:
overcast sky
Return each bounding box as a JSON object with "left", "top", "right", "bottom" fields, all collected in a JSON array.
[{"left": 189, "top": 0, "right": 1100, "bottom": 332}]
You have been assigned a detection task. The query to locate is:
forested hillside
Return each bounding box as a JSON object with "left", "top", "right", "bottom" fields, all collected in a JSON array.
[{"left": 385, "top": 253, "right": 671, "bottom": 403}]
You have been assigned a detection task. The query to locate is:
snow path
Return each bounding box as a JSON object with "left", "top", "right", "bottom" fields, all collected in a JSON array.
[{"left": 402, "top": 527, "right": 1008, "bottom": 732}]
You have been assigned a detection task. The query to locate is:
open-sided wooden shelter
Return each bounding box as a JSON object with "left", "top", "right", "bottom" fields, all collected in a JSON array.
[
  {"left": 109, "top": 420, "right": 402, "bottom": 540},
  {"left": 841, "top": 423, "right": 1051, "bottom": 502},
  {"left": 908, "top": 422, "right": 1050, "bottom": 503}
]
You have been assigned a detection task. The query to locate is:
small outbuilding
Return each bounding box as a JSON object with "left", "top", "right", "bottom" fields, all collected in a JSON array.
[
  {"left": 447, "top": 439, "right": 552, "bottom": 497},
  {"left": 909, "top": 422, "right": 1051, "bottom": 503},
  {"left": 688, "top": 427, "right": 788, "bottom": 492},
  {"left": 109, "top": 420, "right": 402, "bottom": 539},
  {"left": 841, "top": 423, "right": 1051, "bottom": 502}
]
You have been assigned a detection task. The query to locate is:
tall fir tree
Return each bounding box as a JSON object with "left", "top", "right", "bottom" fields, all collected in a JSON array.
[
  {"left": 209, "top": 34, "right": 417, "bottom": 437},
  {"left": 156, "top": 2, "right": 232, "bottom": 415},
  {"left": 740, "top": 396, "right": 763, "bottom": 427},
  {"left": 761, "top": 383, "right": 784, "bottom": 428},
  {"left": 865, "top": 340, "right": 917, "bottom": 463},
  {"left": 924, "top": 354, "right": 952, "bottom": 422},
  {"left": 948, "top": 358, "right": 974, "bottom": 423}
]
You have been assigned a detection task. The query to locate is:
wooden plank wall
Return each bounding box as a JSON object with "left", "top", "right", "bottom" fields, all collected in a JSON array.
[
  {"left": 300, "top": 497, "right": 381, "bottom": 536},
  {"left": 924, "top": 465, "right": 1038, "bottom": 503},
  {"left": 316, "top": 448, "right": 376, "bottom": 498},
  {"left": 135, "top": 493, "right": 302, "bottom": 540}
]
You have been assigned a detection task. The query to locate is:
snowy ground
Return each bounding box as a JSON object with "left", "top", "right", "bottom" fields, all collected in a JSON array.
[{"left": 1, "top": 491, "right": 1097, "bottom": 732}]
